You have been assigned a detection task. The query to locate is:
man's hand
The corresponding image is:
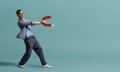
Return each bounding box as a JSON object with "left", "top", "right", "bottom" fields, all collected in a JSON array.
[{"left": 41, "top": 20, "right": 46, "bottom": 24}]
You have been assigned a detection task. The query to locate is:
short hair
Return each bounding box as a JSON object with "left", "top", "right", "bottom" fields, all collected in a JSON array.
[{"left": 16, "top": 9, "right": 23, "bottom": 15}]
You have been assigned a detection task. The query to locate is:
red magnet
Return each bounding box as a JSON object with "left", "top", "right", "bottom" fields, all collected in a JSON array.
[{"left": 42, "top": 16, "right": 53, "bottom": 27}]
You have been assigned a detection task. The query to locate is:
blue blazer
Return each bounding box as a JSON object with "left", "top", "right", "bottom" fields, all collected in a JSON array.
[{"left": 16, "top": 18, "right": 33, "bottom": 40}]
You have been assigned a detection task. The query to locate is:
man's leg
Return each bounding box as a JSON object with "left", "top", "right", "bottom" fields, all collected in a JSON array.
[
  {"left": 32, "top": 37, "right": 47, "bottom": 65},
  {"left": 19, "top": 37, "right": 34, "bottom": 65}
]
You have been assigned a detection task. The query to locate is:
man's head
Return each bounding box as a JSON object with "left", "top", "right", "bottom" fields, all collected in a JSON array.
[{"left": 16, "top": 9, "right": 24, "bottom": 19}]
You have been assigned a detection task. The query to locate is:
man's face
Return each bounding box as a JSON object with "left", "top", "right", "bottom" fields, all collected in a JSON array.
[{"left": 17, "top": 11, "right": 24, "bottom": 19}]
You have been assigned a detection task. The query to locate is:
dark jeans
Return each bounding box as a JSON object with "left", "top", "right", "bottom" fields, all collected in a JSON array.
[{"left": 19, "top": 36, "right": 47, "bottom": 65}]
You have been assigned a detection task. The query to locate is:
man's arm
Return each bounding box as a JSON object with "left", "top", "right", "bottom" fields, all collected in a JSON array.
[
  {"left": 32, "top": 20, "right": 46, "bottom": 25},
  {"left": 32, "top": 21, "right": 41, "bottom": 25}
]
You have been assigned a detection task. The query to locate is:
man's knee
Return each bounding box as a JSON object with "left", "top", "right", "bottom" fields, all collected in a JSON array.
[{"left": 25, "top": 49, "right": 32, "bottom": 55}]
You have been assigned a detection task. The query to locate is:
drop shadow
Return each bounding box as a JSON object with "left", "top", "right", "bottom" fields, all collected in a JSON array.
[{"left": 0, "top": 61, "right": 16, "bottom": 67}]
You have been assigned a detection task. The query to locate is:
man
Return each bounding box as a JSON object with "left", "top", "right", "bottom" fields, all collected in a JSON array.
[{"left": 16, "top": 9, "right": 52, "bottom": 68}]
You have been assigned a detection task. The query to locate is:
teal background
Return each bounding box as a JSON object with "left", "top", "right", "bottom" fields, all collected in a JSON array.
[{"left": 0, "top": 0, "right": 120, "bottom": 72}]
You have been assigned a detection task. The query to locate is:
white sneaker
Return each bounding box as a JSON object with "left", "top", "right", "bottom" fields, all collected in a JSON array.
[
  {"left": 18, "top": 64, "right": 24, "bottom": 68},
  {"left": 42, "top": 64, "right": 52, "bottom": 68}
]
